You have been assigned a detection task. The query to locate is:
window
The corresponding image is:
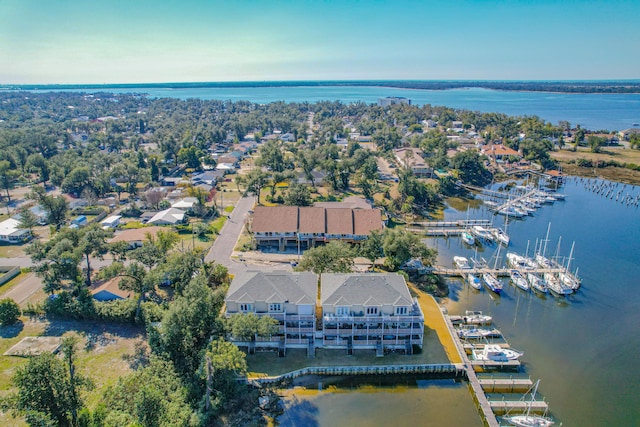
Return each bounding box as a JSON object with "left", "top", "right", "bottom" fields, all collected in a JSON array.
[
  {"left": 395, "top": 306, "right": 408, "bottom": 315},
  {"left": 366, "top": 306, "right": 378, "bottom": 315},
  {"left": 269, "top": 303, "right": 282, "bottom": 312},
  {"left": 336, "top": 306, "right": 349, "bottom": 316},
  {"left": 239, "top": 303, "right": 252, "bottom": 312}
]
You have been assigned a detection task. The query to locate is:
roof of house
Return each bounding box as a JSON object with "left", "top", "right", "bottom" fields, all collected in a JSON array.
[
  {"left": 147, "top": 208, "right": 185, "bottom": 225},
  {"left": 321, "top": 273, "right": 413, "bottom": 307},
  {"left": 486, "top": 145, "right": 520, "bottom": 157},
  {"left": 171, "top": 197, "right": 198, "bottom": 209},
  {"left": 251, "top": 206, "right": 298, "bottom": 233},
  {"left": 226, "top": 271, "right": 318, "bottom": 306},
  {"left": 109, "top": 226, "right": 165, "bottom": 244},
  {"left": 0, "top": 218, "right": 29, "bottom": 237},
  {"left": 299, "top": 207, "right": 326, "bottom": 233},
  {"left": 353, "top": 209, "right": 383, "bottom": 235},
  {"left": 101, "top": 215, "right": 122, "bottom": 225},
  {"left": 394, "top": 147, "right": 429, "bottom": 169},
  {"left": 91, "top": 277, "right": 132, "bottom": 300},
  {"left": 326, "top": 208, "right": 353, "bottom": 235}
]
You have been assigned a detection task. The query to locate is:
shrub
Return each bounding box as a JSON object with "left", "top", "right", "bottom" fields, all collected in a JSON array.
[{"left": 0, "top": 298, "right": 21, "bottom": 325}]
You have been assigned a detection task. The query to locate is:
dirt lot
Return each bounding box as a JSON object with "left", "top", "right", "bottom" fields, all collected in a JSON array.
[{"left": 551, "top": 147, "right": 640, "bottom": 184}]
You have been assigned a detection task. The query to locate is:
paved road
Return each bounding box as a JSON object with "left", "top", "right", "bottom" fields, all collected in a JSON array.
[
  {"left": 204, "top": 195, "right": 256, "bottom": 275},
  {"left": 3, "top": 273, "right": 43, "bottom": 305}
]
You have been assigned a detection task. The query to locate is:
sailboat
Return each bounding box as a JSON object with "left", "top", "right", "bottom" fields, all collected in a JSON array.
[
  {"left": 504, "top": 380, "right": 555, "bottom": 427},
  {"left": 462, "top": 209, "right": 476, "bottom": 245},
  {"left": 482, "top": 244, "right": 503, "bottom": 294}
]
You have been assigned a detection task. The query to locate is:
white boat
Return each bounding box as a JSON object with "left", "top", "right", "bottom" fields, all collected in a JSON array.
[
  {"left": 461, "top": 231, "right": 476, "bottom": 245},
  {"left": 482, "top": 272, "right": 503, "bottom": 293},
  {"left": 559, "top": 271, "right": 580, "bottom": 291},
  {"left": 504, "top": 380, "right": 555, "bottom": 427},
  {"left": 454, "top": 256, "right": 471, "bottom": 269},
  {"left": 527, "top": 272, "right": 548, "bottom": 294},
  {"left": 544, "top": 272, "right": 573, "bottom": 297},
  {"left": 497, "top": 206, "right": 525, "bottom": 218},
  {"left": 507, "top": 252, "right": 533, "bottom": 270},
  {"left": 463, "top": 310, "right": 492, "bottom": 325},
  {"left": 472, "top": 344, "right": 523, "bottom": 362},
  {"left": 510, "top": 269, "right": 530, "bottom": 291},
  {"left": 457, "top": 325, "right": 501, "bottom": 339},
  {"left": 467, "top": 273, "right": 483, "bottom": 290},
  {"left": 472, "top": 225, "right": 495, "bottom": 242},
  {"left": 493, "top": 227, "right": 510, "bottom": 246}
]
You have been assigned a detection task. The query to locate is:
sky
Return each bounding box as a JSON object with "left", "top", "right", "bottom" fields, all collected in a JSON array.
[{"left": 0, "top": 0, "right": 639, "bottom": 84}]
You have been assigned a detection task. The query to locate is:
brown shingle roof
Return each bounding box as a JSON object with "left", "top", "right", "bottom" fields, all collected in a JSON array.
[
  {"left": 299, "top": 207, "right": 325, "bottom": 233},
  {"left": 251, "top": 206, "right": 298, "bottom": 233},
  {"left": 326, "top": 208, "right": 353, "bottom": 234},
  {"left": 91, "top": 277, "right": 132, "bottom": 299},
  {"left": 353, "top": 209, "right": 383, "bottom": 235},
  {"left": 109, "top": 226, "right": 165, "bottom": 244}
]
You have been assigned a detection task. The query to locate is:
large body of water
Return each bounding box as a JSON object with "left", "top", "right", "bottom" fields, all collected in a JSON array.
[
  {"left": 277, "top": 179, "right": 639, "bottom": 427},
  {"left": 33, "top": 85, "right": 640, "bottom": 131}
]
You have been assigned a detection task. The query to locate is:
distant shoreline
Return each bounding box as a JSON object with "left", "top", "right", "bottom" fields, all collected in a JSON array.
[{"left": 4, "top": 80, "right": 640, "bottom": 94}]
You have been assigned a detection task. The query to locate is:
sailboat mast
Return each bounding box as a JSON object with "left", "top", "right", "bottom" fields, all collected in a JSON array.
[
  {"left": 567, "top": 241, "right": 575, "bottom": 271},
  {"left": 542, "top": 223, "right": 551, "bottom": 257}
]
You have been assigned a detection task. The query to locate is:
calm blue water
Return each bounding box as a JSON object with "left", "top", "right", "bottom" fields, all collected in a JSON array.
[
  {"left": 34, "top": 86, "right": 640, "bottom": 131},
  {"left": 432, "top": 178, "right": 640, "bottom": 426}
]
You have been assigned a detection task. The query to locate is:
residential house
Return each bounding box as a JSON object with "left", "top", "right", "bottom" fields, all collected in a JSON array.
[
  {"left": 393, "top": 147, "right": 433, "bottom": 178},
  {"left": 225, "top": 271, "right": 318, "bottom": 350},
  {"left": 100, "top": 215, "right": 122, "bottom": 229},
  {"left": 70, "top": 215, "right": 88, "bottom": 228},
  {"left": 320, "top": 273, "right": 424, "bottom": 352},
  {"left": 109, "top": 226, "right": 164, "bottom": 249},
  {"left": 482, "top": 144, "right": 521, "bottom": 162},
  {"left": 91, "top": 277, "right": 132, "bottom": 301},
  {"left": 191, "top": 170, "right": 224, "bottom": 186},
  {"left": 0, "top": 218, "right": 31, "bottom": 243},
  {"left": 171, "top": 197, "right": 198, "bottom": 211},
  {"left": 147, "top": 208, "right": 186, "bottom": 226},
  {"left": 280, "top": 132, "right": 296, "bottom": 142},
  {"left": 619, "top": 128, "right": 640, "bottom": 141}
]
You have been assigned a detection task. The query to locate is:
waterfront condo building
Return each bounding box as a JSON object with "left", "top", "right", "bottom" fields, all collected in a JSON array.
[
  {"left": 320, "top": 273, "right": 424, "bottom": 354},
  {"left": 224, "top": 271, "right": 318, "bottom": 350}
]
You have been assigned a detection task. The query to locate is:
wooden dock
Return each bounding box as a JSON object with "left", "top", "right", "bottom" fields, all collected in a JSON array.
[
  {"left": 478, "top": 378, "right": 533, "bottom": 393},
  {"left": 489, "top": 399, "right": 549, "bottom": 415},
  {"left": 443, "top": 315, "right": 500, "bottom": 427}
]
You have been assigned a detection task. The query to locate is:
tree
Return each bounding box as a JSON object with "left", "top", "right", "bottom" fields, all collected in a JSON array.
[
  {"left": 241, "top": 169, "right": 268, "bottom": 204},
  {"left": 200, "top": 339, "right": 248, "bottom": 412},
  {"left": 451, "top": 150, "right": 493, "bottom": 187},
  {"left": 77, "top": 225, "right": 109, "bottom": 286},
  {"left": 145, "top": 188, "right": 166, "bottom": 210},
  {"left": 178, "top": 146, "right": 203, "bottom": 170},
  {"left": 17, "top": 206, "right": 39, "bottom": 234},
  {"left": 296, "top": 241, "right": 355, "bottom": 274},
  {"left": 382, "top": 228, "right": 436, "bottom": 271},
  {"left": 257, "top": 140, "right": 285, "bottom": 172},
  {"left": 283, "top": 183, "right": 312, "bottom": 206},
  {"left": 10, "top": 346, "right": 92, "bottom": 427},
  {"left": 29, "top": 186, "right": 68, "bottom": 231},
  {"left": 357, "top": 230, "right": 384, "bottom": 262},
  {"left": 26, "top": 153, "right": 50, "bottom": 185},
  {"left": 0, "top": 298, "right": 21, "bottom": 325},
  {"left": 226, "top": 313, "right": 278, "bottom": 342},
  {"left": 0, "top": 160, "right": 19, "bottom": 204}
]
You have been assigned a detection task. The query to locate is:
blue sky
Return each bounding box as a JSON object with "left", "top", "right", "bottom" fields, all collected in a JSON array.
[{"left": 0, "top": 0, "right": 638, "bottom": 84}]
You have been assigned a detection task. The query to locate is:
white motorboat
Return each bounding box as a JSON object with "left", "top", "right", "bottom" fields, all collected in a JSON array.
[
  {"left": 462, "top": 231, "right": 476, "bottom": 245},
  {"left": 493, "top": 227, "right": 510, "bottom": 246},
  {"left": 463, "top": 310, "right": 492, "bottom": 325},
  {"left": 510, "top": 269, "right": 530, "bottom": 291},
  {"left": 482, "top": 272, "right": 503, "bottom": 293},
  {"left": 467, "top": 273, "right": 483, "bottom": 290},
  {"left": 472, "top": 344, "right": 523, "bottom": 362},
  {"left": 504, "top": 380, "right": 555, "bottom": 427},
  {"left": 457, "top": 325, "right": 501, "bottom": 339},
  {"left": 497, "top": 206, "right": 525, "bottom": 218},
  {"left": 454, "top": 256, "right": 471, "bottom": 269},
  {"left": 527, "top": 272, "right": 548, "bottom": 294}
]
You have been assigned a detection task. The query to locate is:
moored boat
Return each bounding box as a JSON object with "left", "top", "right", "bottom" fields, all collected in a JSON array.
[
  {"left": 463, "top": 310, "right": 492, "bottom": 325},
  {"left": 510, "top": 269, "right": 530, "bottom": 291},
  {"left": 467, "top": 273, "right": 483, "bottom": 290},
  {"left": 454, "top": 256, "right": 471, "bottom": 269},
  {"left": 482, "top": 272, "right": 503, "bottom": 293},
  {"left": 457, "top": 325, "right": 502, "bottom": 339},
  {"left": 462, "top": 231, "right": 476, "bottom": 245},
  {"left": 472, "top": 344, "right": 523, "bottom": 362},
  {"left": 527, "top": 272, "right": 548, "bottom": 294},
  {"left": 493, "top": 227, "right": 510, "bottom": 246},
  {"left": 472, "top": 225, "right": 495, "bottom": 242},
  {"left": 504, "top": 380, "right": 555, "bottom": 427},
  {"left": 544, "top": 272, "right": 573, "bottom": 297}
]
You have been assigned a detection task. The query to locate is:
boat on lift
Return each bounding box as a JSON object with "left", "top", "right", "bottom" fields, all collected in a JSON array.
[
  {"left": 463, "top": 310, "right": 492, "bottom": 325},
  {"left": 457, "top": 325, "right": 502, "bottom": 339},
  {"left": 473, "top": 344, "right": 523, "bottom": 362}
]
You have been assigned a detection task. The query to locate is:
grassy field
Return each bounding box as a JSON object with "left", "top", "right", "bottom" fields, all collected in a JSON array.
[
  {"left": 551, "top": 147, "right": 640, "bottom": 184},
  {"left": 0, "top": 318, "right": 144, "bottom": 426}
]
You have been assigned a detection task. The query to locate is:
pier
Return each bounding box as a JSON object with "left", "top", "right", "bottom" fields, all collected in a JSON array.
[{"left": 478, "top": 377, "right": 533, "bottom": 393}]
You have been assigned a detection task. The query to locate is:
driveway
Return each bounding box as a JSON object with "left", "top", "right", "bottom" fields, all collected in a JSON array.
[{"left": 204, "top": 195, "right": 256, "bottom": 275}]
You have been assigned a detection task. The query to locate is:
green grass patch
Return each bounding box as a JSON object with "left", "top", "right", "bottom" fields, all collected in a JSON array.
[
  {"left": 210, "top": 216, "right": 227, "bottom": 234},
  {"left": 224, "top": 205, "right": 234, "bottom": 213},
  {"left": 121, "top": 221, "right": 145, "bottom": 229},
  {"left": 246, "top": 326, "right": 448, "bottom": 378}
]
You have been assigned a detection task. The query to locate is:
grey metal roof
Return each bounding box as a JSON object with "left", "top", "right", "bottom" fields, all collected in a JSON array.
[
  {"left": 226, "top": 271, "right": 318, "bottom": 306},
  {"left": 321, "top": 273, "right": 412, "bottom": 307}
]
